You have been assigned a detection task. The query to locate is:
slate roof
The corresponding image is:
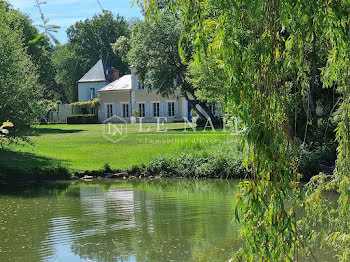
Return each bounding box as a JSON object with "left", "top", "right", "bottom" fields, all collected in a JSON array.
[
  {"left": 78, "top": 59, "right": 111, "bottom": 83},
  {"left": 98, "top": 75, "right": 132, "bottom": 92}
]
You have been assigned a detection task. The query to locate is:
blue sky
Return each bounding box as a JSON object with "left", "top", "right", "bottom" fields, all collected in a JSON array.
[{"left": 9, "top": 0, "right": 143, "bottom": 43}]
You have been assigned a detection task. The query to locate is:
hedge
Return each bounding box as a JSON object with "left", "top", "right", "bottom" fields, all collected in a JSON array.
[{"left": 67, "top": 114, "right": 98, "bottom": 124}]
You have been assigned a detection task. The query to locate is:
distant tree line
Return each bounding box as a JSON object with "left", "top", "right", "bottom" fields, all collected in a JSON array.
[
  {"left": 53, "top": 10, "right": 130, "bottom": 103},
  {"left": 0, "top": 1, "right": 130, "bottom": 136}
]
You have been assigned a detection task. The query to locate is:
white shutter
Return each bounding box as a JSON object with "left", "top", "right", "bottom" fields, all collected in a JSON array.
[
  {"left": 118, "top": 103, "right": 122, "bottom": 117},
  {"left": 174, "top": 102, "right": 179, "bottom": 117},
  {"left": 112, "top": 103, "right": 117, "bottom": 116},
  {"left": 160, "top": 101, "right": 166, "bottom": 117},
  {"left": 146, "top": 102, "right": 151, "bottom": 117},
  {"left": 102, "top": 104, "right": 107, "bottom": 120}
]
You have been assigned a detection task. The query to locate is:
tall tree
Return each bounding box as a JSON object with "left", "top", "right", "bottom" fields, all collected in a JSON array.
[
  {"left": 144, "top": 0, "right": 350, "bottom": 260},
  {"left": 51, "top": 45, "right": 79, "bottom": 103},
  {"left": 0, "top": 1, "right": 41, "bottom": 135},
  {"left": 116, "top": 14, "right": 219, "bottom": 122},
  {"left": 53, "top": 11, "right": 130, "bottom": 102},
  {"left": 187, "top": 54, "right": 227, "bottom": 104},
  {"left": 2, "top": 1, "right": 60, "bottom": 101}
]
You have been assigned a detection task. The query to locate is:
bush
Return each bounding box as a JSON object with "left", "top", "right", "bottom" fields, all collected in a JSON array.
[
  {"left": 67, "top": 114, "right": 98, "bottom": 124},
  {"left": 132, "top": 110, "right": 140, "bottom": 117},
  {"left": 0, "top": 5, "right": 42, "bottom": 136},
  {"left": 297, "top": 141, "right": 337, "bottom": 181},
  {"left": 103, "top": 163, "right": 112, "bottom": 173},
  {"left": 0, "top": 164, "right": 71, "bottom": 182},
  {"left": 145, "top": 152, "right": 246, "bottom": 179},
  {"left": 190, "top": 109, "right": 198, "bottom": 117}
]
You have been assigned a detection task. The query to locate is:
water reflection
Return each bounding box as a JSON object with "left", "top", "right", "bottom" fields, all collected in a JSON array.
[{"left": 0, "top": 179, "right": 241, "bottom": 262}]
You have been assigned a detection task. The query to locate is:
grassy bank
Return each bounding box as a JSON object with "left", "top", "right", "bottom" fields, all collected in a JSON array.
[{"left": 0, "top": 124, "right": 245, "bottom": 182}]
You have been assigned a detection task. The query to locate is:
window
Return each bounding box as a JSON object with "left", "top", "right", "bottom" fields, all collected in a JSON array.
[
  {"left": 139, "top": 103, "right": 145, "bottom": 117},
  {"left": 123, "top": 104, "right": 129, "bottom": 117},
  {"left": 210, "top": 103, "right": 216, "bottom": 115},
  {"left": 153, "top": 102, "right": 160, "bottom": 117},
  {"left": 90, "top": 88, "right": 95, "bottom": 100},
  {"left": 107, "top": 104, "right": 113, "bottom": 118},
  {"left": 168, "top": 102, "right": 175, "bottom": 117}
]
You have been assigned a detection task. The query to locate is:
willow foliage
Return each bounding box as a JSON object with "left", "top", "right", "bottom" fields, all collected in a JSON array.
[
  {"left": 315, "top": 1, "right": 350, "bottom": 259},
  {"left": 142, "top": 0, "right": 350, "bottom": 261}
]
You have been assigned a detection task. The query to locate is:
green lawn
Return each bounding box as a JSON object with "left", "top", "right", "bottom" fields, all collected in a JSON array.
[{"left": 0, "top": 123, "right": 236, "bottom": 175}]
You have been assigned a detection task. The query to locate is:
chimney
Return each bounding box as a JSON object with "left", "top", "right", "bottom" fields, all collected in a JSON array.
[{"left": 109, "top": 68, "right": 120, "bottom": 82}]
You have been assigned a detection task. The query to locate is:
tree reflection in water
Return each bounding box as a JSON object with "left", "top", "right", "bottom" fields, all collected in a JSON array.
[{"left": 0, "top": 179, "right": 241, "bottom": 262}]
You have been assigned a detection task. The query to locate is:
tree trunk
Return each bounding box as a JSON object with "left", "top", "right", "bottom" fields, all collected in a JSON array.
[
  {"left": 197, "top": 100, "right": 220, "bottom": 125},
  {"left": 189, "top": 90, "right": 220, "bottom": 124},
  {"left": 183, "top": 92, "right": 207, "bottom": 120}
]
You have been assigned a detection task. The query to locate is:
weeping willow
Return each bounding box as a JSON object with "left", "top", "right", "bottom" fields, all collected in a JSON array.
[
  {"left": 308, "top": 1, "right": 350, "bottom": 260},
  {"left": 142, "top": 0, "right": 350, "bottom": 260}
]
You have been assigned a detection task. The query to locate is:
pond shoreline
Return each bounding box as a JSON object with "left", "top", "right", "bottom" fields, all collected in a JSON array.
[
  {"left": 0, "top": 160, "right": 334, "bottom": 184},
  {"left": 0, "top": 167, "right": 249, "bottom": 185}
]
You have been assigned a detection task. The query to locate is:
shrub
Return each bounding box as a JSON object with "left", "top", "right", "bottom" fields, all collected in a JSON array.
[
  {"left": 297, "top": 141, "right": 337, "bottom": 181},
  {"left": 145, "top": 152, "right": 246, "bottom": 179},
  {"left": 0, "top": 164, "right": 71, "bottom": 182},
  {"left": 190, "top": 109, "right": 198, "bottom": 117},
  {"left": 132, "top": 110, "right": 140, "bottom": 117},
  {"left": 67, "top": 114, "right": 98, "bottom": 124},
  {"left": 128, "top": 165, "right": 141, "bottom": 175},
  {"left": 103, "top": 163, "right": 112, "bottom": 173}
]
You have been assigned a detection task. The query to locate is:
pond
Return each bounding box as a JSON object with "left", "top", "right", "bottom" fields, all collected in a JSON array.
[{"left": 0, "top": 179, "right": 241, "bottom": 262}]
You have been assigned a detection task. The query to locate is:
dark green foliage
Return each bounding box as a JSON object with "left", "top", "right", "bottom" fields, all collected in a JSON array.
[
  {"left": 124, "top": 14, "right": 219, "bottom": 121},
  {"left": 128, "top": 165, "right": 142, "bottom": 175},
  {"left": 0, "top": 1, "right": 62, "bottom": 102},
  {"left": 0, "top": 164, "right": 71, "bottom": 183},
  {"left": 53, "top": 11, "right": 130, "bottom": 102},
  {"left": 67, "top": 11, "right": 129, "bottom": 74},
  {"left": 297, "top": 142, "right": 337, "bottom": 181},
  {"left": 66, "top": 114, "right": 98, "bottom": 124},
  {"left": 0, "top": 2, "right": 41, "bottom": 135},
  {"left": 127, "top": 15, "right": 184, "bottom": 97},
  {"left": 288, "top": 92, "right": 338, "bottom": 179},
  {"left": 103, "top": 163, "right": 112, "bottom": 173}
]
